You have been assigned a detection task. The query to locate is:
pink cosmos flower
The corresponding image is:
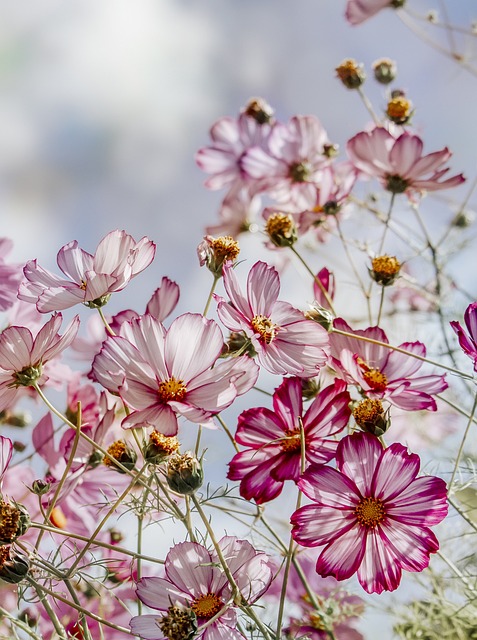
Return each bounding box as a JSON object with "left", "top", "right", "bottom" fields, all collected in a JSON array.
[
  {"left": 0, "top": 238, "right": 22, "bottom": 312},
  {"left": 215, "top": 261, "right": 330, "bottom": 377},
  {"left": 130, "top": 537, "right": 273, "bottom": 640},
  {"left": 291, "top": 432, "right": 448, "bottom": 594},
  {"left": 196, "top": 110, "right": 273, "bottom": 193},
  {"left": 228, "top": 378, "right": 351, "bottom": 504},
  {"left": 92, "top": 312, "right": 259, "bottom": 435},
  {"left": 0, "top": 436, "right": 13, "bottom": 491},
  {"left": 205, "top": 188, "right": 263, "bottom": 238},
  {"left": 19, "top": 229, "right": 156, "bottom": 312},
  {"left": 0, "top": 313, "right": 79, "bottom": 412},
  {"left": 346, "top": 127, "right": 465, "bottom": 195},
  {"left": 345, "top": 0, "right": 405, "bottom": 25},
  {"left": 450, "top": 302, "right": 477, "bottom": 372},
  {"left": 242, "top": 115, "right": 332, "bottom": 209},
  {"left": 330, "top": 318, "right": 447, "bottom": 411}
]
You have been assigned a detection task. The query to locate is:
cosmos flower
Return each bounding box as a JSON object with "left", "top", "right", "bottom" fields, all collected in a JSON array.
[
  {"left": 19, "top": 229, "right": 155, "bottom": 312},
  {"left": 330, "top": 318, "right": 447, "bottom": 411},
  {"left": 345, "top": 0, "right": 405, "bottom": 26},
  {"left": 291, "top": 432, "right": 448, "bottom": 594},
  {"left": 450, "top": 302, "right": 477, "bottom": 372},
  {"left": 92, "top": 312, "right": 259, "bottom": 435},
  {"left": 216, "top": 261, "right": 330, "bottom": 377},
  {"left": 346, "top": 127, "right": 465, "bottom": 196},
  {"left": 228, "top": 378, "right": 351, "bottom": 503},
  {"left": 0, "top": 238, "right": 22, "bottom": 312},
  {"left": 130, "top": 537, "right": 273, "bottom": 640},
  {"left": 0, "top": 313, "right": 79, "bottom": 412}
]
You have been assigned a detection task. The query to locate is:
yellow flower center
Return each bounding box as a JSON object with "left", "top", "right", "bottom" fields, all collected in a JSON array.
[
  {"left": 357, "top": 358, "right": 388, "bottom": 392},
  {"left": 251, "top": 315, "right": 279, "bottom": 344},
  {"left": 49, "top": 506, "right": 68, "bottom": 530},
  {"left": 210, "top": 236, "right": 240, "bottom": 262},
  {"left": 355, "top": 497, "right": 386, "bottom": 528},
  {"left": 335, "top": 58, "right": 365, "bottom": 89},
  {"left": 386, "top": 96, "right": 411, "bottom": 122},
  {"left": 0, "top": 501, "right": 20, "bottom": 542},
  {"left": 157, "top": 377, "right": 187, "bottom": 403},
  {"left": 371, "top": 255, "right": 401, "bottom": 285},
  {"left": 353, "top": 399, "right": 384, "bottom": 427},
  {"left": 265, "top": 213, "right": 294, "bottom": 236},
  {"left": 103, "top": 440, "right": 128, "bottom": 466},
  {"left": 149, "top": 430, "right": 180, "bottom": 455},
  {"left": 281, "top": 428, "right": 302, "bottom": 452},
  {"left": 191, "top": 592, "right": 223, "bottom": 619}
]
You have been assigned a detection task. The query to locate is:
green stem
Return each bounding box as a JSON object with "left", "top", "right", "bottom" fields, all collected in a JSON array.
[
  {"left": 97, "top": 306, "right": 116, "bottom": 336},
  {"left": 289, "top": 245, "right": 336, "bottom": 315},
  {"left": 448, "top": 390, "right": 477, "bottom": 491},
  {"left": 203, "top": 275, "right": 220, "bottom": 316}
]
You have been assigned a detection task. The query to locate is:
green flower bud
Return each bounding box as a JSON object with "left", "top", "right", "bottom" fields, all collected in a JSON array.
[{"left": 166, "top": 452, "right": 204, "bottom": 495}]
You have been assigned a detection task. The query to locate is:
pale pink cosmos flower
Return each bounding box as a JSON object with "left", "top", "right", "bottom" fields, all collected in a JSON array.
[
  {"left": 291, "top": 432, "right": 448, "bottom": 594},
  {"left": 216, "top": 261, "right": 330, "bottom": 377},
  {"left": 19, "top": 229, "right": 156, "bottom": 312},
  {"left": 330, "top": 318, "right": 447, "bottom": 411},
  {"left": 228, "top": 378, "right": 350, "bottom": 504},
  {"left": 0, "top": 313, "right": 79, "bottom": 412},
  {"left": 196, "top": 109, "right": 273, "bottom": 193},
  {"left": 346, "top": 127, "right": 465, "bottom": 196},
  {"left": 205, "top": 188, "right": 262, "bottom": 238},
  {"left": 0, "top": 436, "right": 13, "bottom": 492},
  {"left": 450, "top": 302, "right": 477, "bottom": 372},
  {"left": 92, "top": 313, "right": 259, "bottom": 435},
  {"left": 345, "top": 0, "right": 405, "bottom": 25},
  {"left": 0, "top": 238, "right": 22, "bottom": 312},
  {"left": 242, "top": 115, "right": 332, "bottom": 209},
  {"left": 130, "top": 537, "right": 273, "bottom": 640}
]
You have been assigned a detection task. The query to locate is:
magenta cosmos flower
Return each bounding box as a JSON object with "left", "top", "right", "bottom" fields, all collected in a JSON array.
[
  {"left": 330, "top": 318, "right": 447, "bottom": 411},
  {"left": 450, "top": 302, "right": 477, "bottom": 372},
  {"left": 242, "top": 115, "right": 332, "bottom": 209},
  {"left": 92, "top": 312, "right": 259, "bottom": 435},
  {"left": 0, "top": 313, "right": 79, "bottom": 412},
  {"left": 216, "top": 261, "right": 330, "bottom": 377},
  {"left": 347, "top": 127, "right": 464, "bottom": 196},
  {"left": 19, "top": 229, "right": 155, "bottom": 312},
  {"left": 345, "top": 0, "right": 405, "bottom": 25},
  {"left": 228, "top": 378, "right": 351, "bottom": 503},
  {"left": 130, "top": 537, "right": 273, "bottom": 640},
  {"left": 291, "top": 432, "right": 448, "bottom": 594}
]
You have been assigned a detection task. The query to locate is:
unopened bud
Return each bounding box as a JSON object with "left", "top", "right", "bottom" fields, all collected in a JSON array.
[
  {"left": 264, "top": 212, "right": 297, "bottom": 248},
  {"left": 31, "top": 479, "right": 51, "bottom": 496},
  {"left": 336, "top": 59, "right": 366, "bottom": 89},
  {"left": 353, "top": 399, "right": 390, "bottom": 436},
  {"left": 197, "top": 235, "right": 240, "bottom": 277},
  {"left": 305, "top": 304, "right": 334, "bottom": 331},
  {"left": 109, "top": 528, "right": 124, "bottom": 544},
  {"left": 301, "top": 377, "right": 320, "bottom": 400},
  {"left": 0, "top": 546, "right": 30, "bottom": 584},
  {"left": 372, "top": 58, "right": 397, "bottom": 84},
  {"left": 166, "top": 452, "right": 204, "bottom": 495},
  {"left": 452, "top": 210, "right": 474, "bottom": 228},
  {"left": 369, "top": 255, "right": 401, "bottom": 286},
  {"left": 103, "top": 440, "right": 137, "bottom": 473},
  {"left": 243, "top": 97, "right": 274, "bottom": 125},
  {"left": 144, "top": 431, "right": 180, "bottom": 464}
]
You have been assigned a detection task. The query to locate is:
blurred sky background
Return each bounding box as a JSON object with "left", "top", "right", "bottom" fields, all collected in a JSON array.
[{"left": 1, "top": 1, "right": 477, "bottom": 637}]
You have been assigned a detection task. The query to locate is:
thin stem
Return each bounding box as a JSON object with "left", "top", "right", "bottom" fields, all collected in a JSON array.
[
  {"left": 97, "top": 307, "right": 116, "bottom": 336},
  {"left": 216, "top": 414, "right": 239, "bottom": 452},
  {"left": 203, "top": 274, "right": 220, "bottom": 316},
  {"left": 289, "top": 245, "right": 336, "bottom": 315},
  {"left": 356, "top": 86, "right": 380, "bottom": 125},
  {"left": 376, "top": 285, "right": 386, "bottom": 326},
  {"left": 26, "top": 576, "right": 67, "bottom": 639},
  {"left": 448, "top": 390, "right": 477, "bottom": 491}
]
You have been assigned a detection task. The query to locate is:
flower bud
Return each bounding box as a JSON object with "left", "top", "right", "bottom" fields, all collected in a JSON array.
[
  {"left": 0, "top": 410, "right": 30, "bottom": 428},
  {"left": 372, "top": 58, "right": 397, "bottom": 84},
  {"left": 109, "top": 528, "right": 124, "bottom": 544},
  {"left": 159, "top": 604, "right": 198, "bottom": 640},
  {"left": 264, "top": 212, "right": 298, "bottom": 248},
  {"left": 386, "top": 94, "right": 413, "bottom": 125},
  {"left": 451, "top": 210, "right": 474, "bottom": 228},
  {"left": 369, "top": 255, "right": 401, "bottom": 286},
  {"left": 144, "top": 431, "right": 180, "bottom": 464},
  {"left": 301, "top": 377, "right": 320, "bottom": 400},
  {"left": 0, "top": 546, "right": 30, "bottom": 584},
  {"left": 353, "top": 399, "right": 390, "bottom": 436},
  {"left": 197, "top": 235, "right": 240, "bottom": 277},
  {"left": 166, "top": 452, "right": 204, "bottom": 495},
  {"left": 31, "top": 479, "right": 51, "bottom": 496},
  {"left": 335, "top": 59, "right": 366, "bottom": 89},
  {"left": 243, "top": 97, "right": 274, "bottom": 125},
  {"left": 103, "top": 440, "right": 137, "bottom": 473},
  {"left": 223, "top": 332, "right": 256, "bottom": 359},
  {"left": 0, "top": 500, "right": 31, "bottom": 545},
  {"left": 305, "top": 304, "right": 334, "bottom": 331}
]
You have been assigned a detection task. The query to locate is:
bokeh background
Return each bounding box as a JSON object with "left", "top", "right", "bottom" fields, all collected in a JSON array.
[{"left": 2, "top": 1, "right": 477, "bottom": 637}]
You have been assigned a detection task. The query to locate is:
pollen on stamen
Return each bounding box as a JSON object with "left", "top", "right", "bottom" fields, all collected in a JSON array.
[
  {"left": 265, "top": 212, "right": 297, "bottom": 248},
  {"left": 251, "top": 314, "right": 279, "bottom": 344},
  {"left": 280, "top": 428, "right": 302, "bottom": 452},
  {"left": 355, "top": 496, "right": 386, "bottom": 528},
  {"left": 157, "top": 377, "right": 187, "bottom": 403},
  {"left": 191, "top": 592, "right": 223, "bottom": 619},
  {"left": 370, "top": 255, "right": 401, "bottom": 286}
]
